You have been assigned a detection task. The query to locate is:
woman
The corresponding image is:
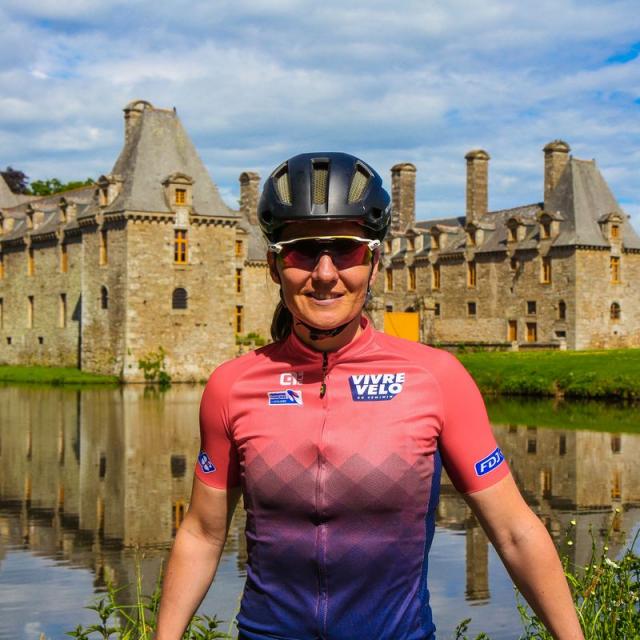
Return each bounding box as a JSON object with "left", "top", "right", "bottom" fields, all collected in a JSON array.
[{"left": 156, "top": 153, "right": 583, "bottom": 640}]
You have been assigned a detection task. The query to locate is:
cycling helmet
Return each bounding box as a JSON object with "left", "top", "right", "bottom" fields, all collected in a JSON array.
[{"left": 258, "top": 152, "right": 391, "bottom": 241}]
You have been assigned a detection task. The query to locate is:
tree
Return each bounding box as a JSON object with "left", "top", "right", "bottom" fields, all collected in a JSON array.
[
  {"left": 1, "top": 166, "right": 30, "bottom": 194},
  {"left": 29, "top": 177, "right": 95, "bottom": 196}
]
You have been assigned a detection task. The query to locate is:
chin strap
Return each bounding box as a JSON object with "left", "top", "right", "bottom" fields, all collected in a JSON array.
[{"left": 294, "top": 318, "right": 352, "bottom": 341}]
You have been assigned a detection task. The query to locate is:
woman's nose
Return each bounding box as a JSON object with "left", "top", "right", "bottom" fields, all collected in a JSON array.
[{"left": 312, "top": 252, "right": 340, "bottom": 282}]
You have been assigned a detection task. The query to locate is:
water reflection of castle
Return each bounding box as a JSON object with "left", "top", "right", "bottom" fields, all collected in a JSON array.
[{"left": 1, "top": 386, "right": 639, "bottom": 603}]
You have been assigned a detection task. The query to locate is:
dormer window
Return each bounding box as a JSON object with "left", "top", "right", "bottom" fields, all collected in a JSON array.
[
  {"left": 541, "top": 220, "right": 551, "bottom": 239},
  {"left": 611, "top": 224, "right": 620, "bottom": 239},
  {"left": 407, "top": 236, "right": 415, "bottom": 252},
  {"left": 97, "top": 174, "right": 123, "bottom": 208},
  {"left": 508, "top": 225, "right": 517, "bottom": 242},
  {"left": 163, "top": 173, "right": 194, "bottom": 211}
]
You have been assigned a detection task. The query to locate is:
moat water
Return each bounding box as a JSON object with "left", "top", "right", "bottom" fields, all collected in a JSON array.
[{"left": 0, "top": 385, "right": 638, "bottom": 640}]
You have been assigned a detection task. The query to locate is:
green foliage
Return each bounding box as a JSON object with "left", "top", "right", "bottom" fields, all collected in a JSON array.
[
  {"left": 138, "top": 347, "right": 171, "bottom": 386},
  {"left": 63, "top": 567, "right": 232, "bottom": 640},
  {"left": 1, "top": 165, "right": 30, "bottom": 193},
  {"left": 235, "top": 332, "right": 267, "bottom": 347},
  {"left": 0, "top": 365, "right": 118, "bottom": 385},
  {"left": 454, "top": 618, "right": 491, "bottom": 639},
  {"left": 29, "top": 177, "right": 94, "bottom": 196},
  {"left": 458, "top": 348, "right": 640, "bottom": 400},
  {"left": 517, "top": 524, "right": 640, "bottom": 640}
]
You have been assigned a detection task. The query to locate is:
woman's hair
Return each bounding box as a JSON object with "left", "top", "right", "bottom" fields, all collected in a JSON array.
[{"left": 270, "top": 299, "right": 293, "bottom": 342}]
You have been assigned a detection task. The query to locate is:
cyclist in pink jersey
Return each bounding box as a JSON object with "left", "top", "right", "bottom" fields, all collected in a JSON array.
[{"left": 156, "top": 153, "right": 583, "bottom": 640}]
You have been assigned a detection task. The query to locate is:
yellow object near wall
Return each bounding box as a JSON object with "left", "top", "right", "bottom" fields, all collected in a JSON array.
[{"left": 384, "top": 312, "right": 419, "bottom": 342}]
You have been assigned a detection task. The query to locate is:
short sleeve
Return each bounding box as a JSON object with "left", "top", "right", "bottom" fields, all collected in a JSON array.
[
  {"left": 194, "top": 366, "right": 241, "bottom": 489},
  {"left": 435, "top": 352, "right": 510, "bottom": 494}
]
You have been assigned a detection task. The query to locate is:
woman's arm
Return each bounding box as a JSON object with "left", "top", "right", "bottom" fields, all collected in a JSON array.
[
  {"left": 155, "top": 477, "right": 241, "bottom": 640},
  {"left": 464, "top": 474, "right": 584, "bottom": 640}
]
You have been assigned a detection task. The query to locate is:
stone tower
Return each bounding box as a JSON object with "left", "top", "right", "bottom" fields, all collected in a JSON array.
[{"left": 544, "top": 140, "right": 570, "bottom": 209}]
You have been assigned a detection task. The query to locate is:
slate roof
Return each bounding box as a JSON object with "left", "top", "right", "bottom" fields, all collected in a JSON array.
[
  {"left": 396, "top": 157, "right": 640, "bottom": 256},
  {"left": 102, "top": 104, "right": 236, "bottom": 220},
  {"left": 0, "top": 173, "right": 36, "bottom": 209}
]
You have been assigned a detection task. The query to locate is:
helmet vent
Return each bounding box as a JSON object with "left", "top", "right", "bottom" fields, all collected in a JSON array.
[
  {"left": 348, "top": 165, "right": 371, "bottom": 203},
  {"left": 312, "top": 161, "right": 329, "bottom": 205},
  {"left": 274, "top": 167, "right": 292, "bottom": 205}
]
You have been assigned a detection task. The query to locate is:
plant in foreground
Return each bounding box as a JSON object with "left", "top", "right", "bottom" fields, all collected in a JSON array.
[
  {"left": 64, "top": 565, "right": 232, "bottom": 640},
  {"left": 517, "top": 521, "right": 639, "bottom": 640}
]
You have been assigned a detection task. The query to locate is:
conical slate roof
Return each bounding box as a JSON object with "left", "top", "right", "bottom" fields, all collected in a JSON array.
[
  {"left": 105, "top": 102, "right": 236, "bottom": 219},
  {"left": 547, "top": 158, "right": 640, "bottom": 249}
]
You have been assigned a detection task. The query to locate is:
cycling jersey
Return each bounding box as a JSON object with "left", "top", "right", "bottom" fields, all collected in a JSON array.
[{"left": 196, "top": 318, "right": 509, "bottom": 640}]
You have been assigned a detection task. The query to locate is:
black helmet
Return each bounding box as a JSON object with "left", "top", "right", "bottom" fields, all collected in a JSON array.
[{"left": 258, "top": 152, "right": 391, "bottom": 241}]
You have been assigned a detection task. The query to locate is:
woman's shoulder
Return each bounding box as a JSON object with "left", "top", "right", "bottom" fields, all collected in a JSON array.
[
  {"left": 204, "top": 341, "right": 283, "bottom": 388},
  {"left": 372, "top": 329, "right": 460, "bottom": 368}
]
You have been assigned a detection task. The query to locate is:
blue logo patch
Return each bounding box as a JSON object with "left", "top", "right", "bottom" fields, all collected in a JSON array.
[
  {"left": 475, "top": 447, "right": 505, "bottom": 477},
  {"left": 268, "top": 389, "right": 303, "bottom": 406},
  {"left": 349, "top": 373, "right": 405, "bottom": 401},
  {"left": 198, "top": 450, "right": 216, "bottom": 474}
]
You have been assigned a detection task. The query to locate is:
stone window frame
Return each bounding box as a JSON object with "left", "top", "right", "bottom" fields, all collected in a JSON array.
[
  {"left": 59, "top": 293, "right": 67, "bottom": 328},
  {"left": 507, "top": 319, "right": 517, "bottom": 342},
  {"left": 174, "top": 229, "right": 188, "bottom": 265},
  {"left": 385, "top": 268, "right": 394, "bottom": 292},
  {"left": 235, "top": 239, "right": 244, "bottom": 257},
  {"left": 467, "top": 260, "right": 477, "bottom": 288},
  {"left": 540, "top": 256, "right": 552, "bottom": 284},
  {"left": 27, "top": 295, "right": 34, "bottom": 329},
  {"left": 99, "top": 230, "right": 108, "bottom": 266},
  {"left": 60, "top": 243, "right": 68, "bottom": 273},
  {"left": 235, "top": 305, "right": 244, "bottom": 333},
  {"left": 610, "top": 302, "right": 621, "bottom": 322},
  {"left": 236, "top": 268, "right": 243, "bottom": 293},
  {"left": 611, "top": 224, "right": 620, "bottom": 240},
  {"left": 434, "top": 302, "right": 441, "bottom": 317},
  {"left": 175, "top": 188, "right": 187, "bottom": 205},
  {"left": 101, "top": 286, "right": 109, "bottom": 310},
  {"left": 0, "top": 253, "right": 4, "bottom": 280},
  {"left": 27, "top": 247, "right": 35, "bottom": 276},
  {"left": 407, "top": 266, "right": 416, "bottom": 291},
  {"left": 526, "top": 300, "right": 537, "bottom": 315},
  {"left": 467, "top": 301, "right": 477, "bottom": 317},
  {"left": 558, "top": 300, "right": 567, "bottom": 320},
  {"left": 432, "top": 263, "right": 441, "bottom": 290},
  {"left": 610, "top": 256, "right": 621, "bottom": 283},
  {"left": 172, "top": 287, "right": 188, "bottom": 310}
]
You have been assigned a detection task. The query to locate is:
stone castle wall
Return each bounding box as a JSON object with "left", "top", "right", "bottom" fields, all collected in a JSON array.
[{"left": 0, "top": 235, "right": 82, "bottom": 367}]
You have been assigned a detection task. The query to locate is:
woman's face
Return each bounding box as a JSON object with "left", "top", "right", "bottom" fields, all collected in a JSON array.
[{"left": 268, "top": 221, "right": 379, "bottom": 333}]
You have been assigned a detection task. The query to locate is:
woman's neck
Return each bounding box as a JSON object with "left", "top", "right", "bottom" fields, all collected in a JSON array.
[{"left": 292, "top": 314, "right": 363, "bottom": 353}]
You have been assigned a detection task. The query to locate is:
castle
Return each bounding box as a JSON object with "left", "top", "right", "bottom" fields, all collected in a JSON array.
[{"left": 1, "top": 101, "right": 639, "bottom": 381}]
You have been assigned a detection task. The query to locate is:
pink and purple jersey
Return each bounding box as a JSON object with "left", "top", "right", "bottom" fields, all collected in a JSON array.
[{"left": 196, "top": 319, "right": 509, "bottom": 640}]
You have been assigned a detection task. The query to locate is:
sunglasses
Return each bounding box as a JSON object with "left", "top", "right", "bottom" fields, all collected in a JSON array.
[{"left": 268, "top": 235, "right": 381, "bottom": 270}]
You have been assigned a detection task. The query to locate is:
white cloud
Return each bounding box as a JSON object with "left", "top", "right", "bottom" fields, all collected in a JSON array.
[{"left": 0, "top": 0, "right": 639, "bottom": 228}]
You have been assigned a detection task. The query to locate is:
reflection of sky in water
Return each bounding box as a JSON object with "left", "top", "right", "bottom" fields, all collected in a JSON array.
[{"left": 0, "top": 552, "right": 96, "bottom": 640}]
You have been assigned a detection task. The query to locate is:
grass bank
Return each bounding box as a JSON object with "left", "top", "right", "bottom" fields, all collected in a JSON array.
[
  {"left": 458, "top": 348, "right": 640, "bottom": 400},
  {"left": 0, "top": 365, "right": 119, "bottom": 385}
]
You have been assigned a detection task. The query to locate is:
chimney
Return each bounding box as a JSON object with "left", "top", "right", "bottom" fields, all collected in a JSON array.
[
  {"left": 465, "top": 149, "right": 490, "bottom": 225},
  {"left": 239, "top": 171, "right": 261, "bottom": 226},
  {"left": 390, "top": 163, "right": 416, "bottom": 234},
  {"left": 543, "top": 140, "right": 570, "bottom": 208},
  {"left": 123, "top": 100, "right": 151, "bottom": 144}
]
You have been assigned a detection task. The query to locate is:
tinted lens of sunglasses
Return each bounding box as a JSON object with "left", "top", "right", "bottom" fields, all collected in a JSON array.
[{"left": 279, "top": 238, "right": 373, "bottom": 270}]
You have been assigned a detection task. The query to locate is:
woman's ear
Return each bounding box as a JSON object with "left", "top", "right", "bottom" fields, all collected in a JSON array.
[{"left": 267, "top": 252, "right": 281, "bottom": 284}]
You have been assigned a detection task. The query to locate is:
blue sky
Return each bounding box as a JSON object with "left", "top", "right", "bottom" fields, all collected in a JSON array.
[{"left": 1, "top": 0, "right": 640, "bottom": 226}]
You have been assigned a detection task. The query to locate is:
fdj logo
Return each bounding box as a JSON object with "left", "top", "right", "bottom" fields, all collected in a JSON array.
[
  {"left": 349, "top": 373, "right": 405, "bottom": 401},
  {"left": 198, "top": 451, "right": 216, "bottom": 474},
  {"left": 475, "top": 447, "right": 505, "bottom": 477}
]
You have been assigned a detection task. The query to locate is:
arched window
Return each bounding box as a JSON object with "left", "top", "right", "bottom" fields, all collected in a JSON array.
[
  {"left": 610, "top": 302, "right": 621, "bottom": 321},
  {"left": 172, "top": 287, "right": 188, "bottom": 310},
  {"left": 100, "top": 286, "right": 109, "bottom": 310},
  {"left": 558, "top": 300, "right": 566, "bottom": 320}
]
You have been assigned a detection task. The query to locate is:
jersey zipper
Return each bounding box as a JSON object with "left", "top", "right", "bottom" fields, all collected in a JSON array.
[{"left": 316, "top": 350, "right": 330, "bottom": 637}]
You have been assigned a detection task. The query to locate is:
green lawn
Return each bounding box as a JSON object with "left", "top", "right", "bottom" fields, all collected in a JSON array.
[
  {"left": 0, "top": 365, "right": 119, "bottom": 385},
  {"left": 458, "top": 348, "right": 640, "bottom": 400}
]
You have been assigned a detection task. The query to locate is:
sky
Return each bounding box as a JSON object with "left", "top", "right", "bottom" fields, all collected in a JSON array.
[{"left": 1, "top": 0, "right": 640, "bottom": 226}]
